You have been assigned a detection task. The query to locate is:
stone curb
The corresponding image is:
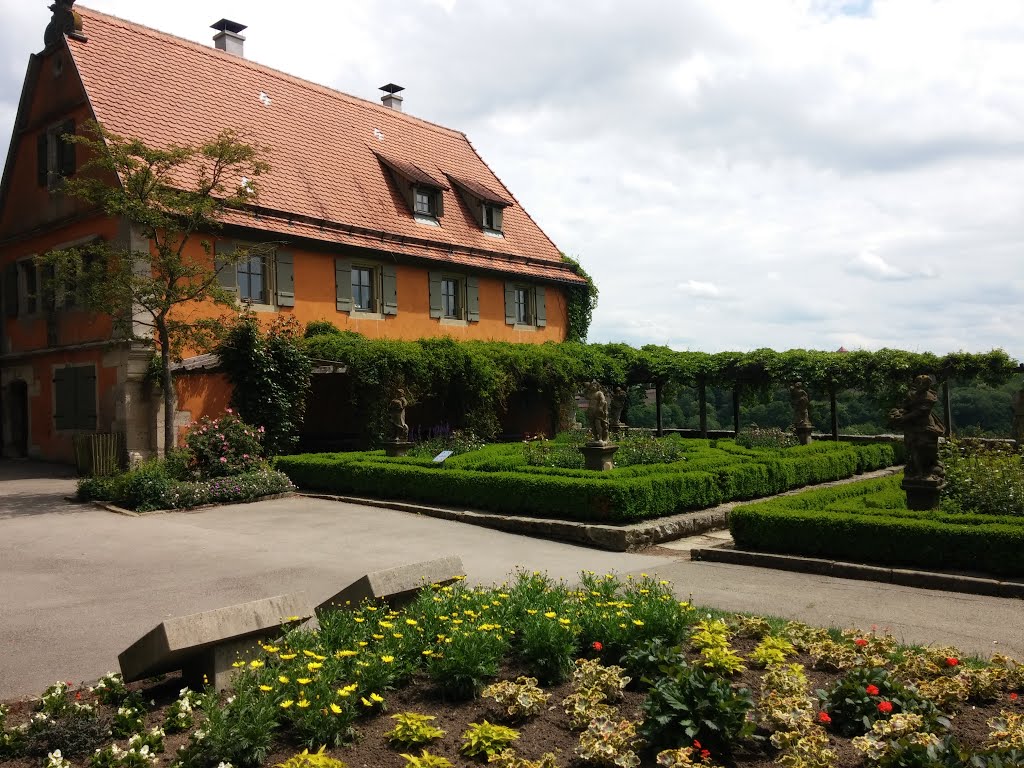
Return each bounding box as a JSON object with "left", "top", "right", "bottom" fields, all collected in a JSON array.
[
  {"left": 691, "top": 545, "right": 1024, "bottom": 599},
  {"left": 298, "top": 466, "right": 902, "bottom": 552},
  {"left": 86, "top": 492, "right": 296, "bottom": 517}
]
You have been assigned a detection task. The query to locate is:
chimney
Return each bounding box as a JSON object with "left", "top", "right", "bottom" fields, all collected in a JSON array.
[
  {"left": 211, "top": 19, "right": 247, "bottom": 57},
  {"left": 379, "top": 83, "right": 405, "bottom": 112}
]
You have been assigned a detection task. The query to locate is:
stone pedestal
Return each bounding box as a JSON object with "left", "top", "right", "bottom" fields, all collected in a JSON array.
[
  {"left": 384, "top": 441, "right": 414, "bottom": 457},
  {"left": 581, "top": 442, "right": 618, "bottom": 471},
  {"left": 901, "top": 476, "right": 943, "bottom": 511},
  {"left": 795, "top": 425, "right": 814, "bottom": 445}
]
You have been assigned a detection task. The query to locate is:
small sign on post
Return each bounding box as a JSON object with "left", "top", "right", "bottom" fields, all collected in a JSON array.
[{"left": 432, "top": 450, "right": 454, "bottom": 463}]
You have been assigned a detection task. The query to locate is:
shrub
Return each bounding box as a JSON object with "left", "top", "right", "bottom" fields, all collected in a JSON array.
[
  {"left": 572, "top": 658, "right": 631, "bottom": 702},
  {"left": 399, "top": 750, "right": 453, "bottom": 768},
  {"left": 426, "top": 622, "right": 508, "bottom": 700},
  {"left": 736, "top": 426, "right": 798, "bottom": 450},
  {"left": 851, "top": 713, "right": 961, "bottom": 768},
  {"left": 515, "top": 611, "right": 577, "bottom": 684},
  {"left": 386, "top": 713, "right": 445, "bottom": 748},
  {"left": 942, "top": 440, "right": 1024, "bottom": 517},
  {"left": 88, "top": 742, "right": 159, "bottom": 768},
  {"left": 577, "top": 715, "right": 641, "bottom": 768},
  {"left": 750, "top": 636, "right": 797, "bottom": 668},
  {"left": 172, "top": 687, "right": 278, "bottom": 768},
  {"left": 185, "top": 412, "right": 264, "bottom": 478},
  {"left": 274, "top": 747, "right": 348, "bottom": 768},
  {"left": 460, "top": 720, "right": 519, "bottom": 760},
  {"left": 481, "top": 677, "right": 550, "bottom": 721},
  {"left": 162, "top": 688, "right": 200, "bottom": 734},
  {"left": 24, "top": 709, "right": 110, "bottom": 758},
  {"left": 639, "top": 662, "right": 755, "bottom": 755},
  {"left": 817, "top": 667, "right": 945, "bottom": 737},
  {"left": 115, "top": 460, "right": 173, "bottom": 512},
  {"left": 89, "top": 673, "right": 129, "bottom": 706}
]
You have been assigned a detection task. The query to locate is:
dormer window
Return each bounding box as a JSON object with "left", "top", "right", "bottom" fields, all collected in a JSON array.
[
  {"left": 374, "top": 151, "right": 448, "bottom": 224},
  {"left": 447, "top": 174, "right": 512, "bottom": 235},
  {"left": 414, "top": 186, "right": 438, "bottom": 217}
]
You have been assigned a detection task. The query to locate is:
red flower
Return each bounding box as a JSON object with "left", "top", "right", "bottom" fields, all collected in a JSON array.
[
  {"left": 693, "top": 740, "right": 702, "bottom": 749},
  {"left": 75, "top": 692, "right": 82, "bottom": 700},
  {"left": 945, "top": 657, "right": 959, "bottom": 667},
  {"left": 700, "top": 749, "right": 712, "bottom": 761},
  {"left": 818, "top": 711, "right": 832, "bottom": 724},
  {"left": 866, "top": 684, "right": 880, "bottom": 696},
  {"left": 877, "top": 701, "right": 894, "bottom": 714},
  {"left": 1011, "top": 693, "right": 1019, "bottom": 701},
  {"left": 592, "top": 641, "right": 603, "bottom": 652},
  {"left": 854, "top": 638, "right": 868, "bottom": 647}
]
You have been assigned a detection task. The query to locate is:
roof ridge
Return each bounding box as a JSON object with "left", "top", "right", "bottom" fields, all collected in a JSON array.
[{"left": 73, "top": 5, "right": 468, "bottom": 140}]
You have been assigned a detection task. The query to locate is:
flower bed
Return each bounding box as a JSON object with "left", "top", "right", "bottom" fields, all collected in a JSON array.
[
  {"left": 730, "top": 474, "right": 1024, "bottom": 577},
  {"left": 276, "top": 438, "right": 899, "bottom": 523},
  {"left": 1, "top": 571, "right": 1022, "bottom": 768}
]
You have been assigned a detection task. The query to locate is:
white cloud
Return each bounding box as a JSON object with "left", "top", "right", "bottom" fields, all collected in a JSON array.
[{"left": 1, "top": 0, "right": 1022, "bottom": 358}]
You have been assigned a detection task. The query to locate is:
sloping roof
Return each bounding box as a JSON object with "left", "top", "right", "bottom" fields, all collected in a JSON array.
[
  {"left": 64, "top": 7, "right": 583, "bottom": 285},
  {"left": 447, "top": 174, "right": 513, "bottom": 206}
]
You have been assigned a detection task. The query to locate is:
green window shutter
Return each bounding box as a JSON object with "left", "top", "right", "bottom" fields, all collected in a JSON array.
[
  {"left": 504, "top": 282, "right": 516, "bottom": 325},
  {"left": 3, "top": 263, "right": 18, "bottom": 317},
  {"left": 535, "top": 286, "right": 547, "bottom": 327},
  {"left": 59, "top": 120, "right": 76, "bottom": 177},
  {"left": 428, "top": 271, "right": 443, "bottom": 319},
  {"left": 54, "top": 367, "right": 72, "bottom": 430},
  {"left": 493, "top": 207, "right": 504, "bottom": 233},
  {"left": 214, "top": 241, "right": 237, "bottom": 291},
  {"left": 382, "top": 264, "right": 398, "bottom": 316},
  {"left": 37, "top": 133, "right": 49, "bottom": 187},
  {"left": 466, "top": 276, "right": 480, "bottom": 322},
  {"left": 335, "top": 258, "right": 352, "bottom": 312},
  {"left": 75, "top": 366, "right": 97, "bottom": 430},
  {"left": 275, "top": 250, "right": 295, "bottom": 307},
  {"left": 435, "top": 189, "right": 444, "bottom": 218}
]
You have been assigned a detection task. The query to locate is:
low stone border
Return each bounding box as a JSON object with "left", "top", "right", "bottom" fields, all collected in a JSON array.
[
  {"left": 299, "top": 467, "right": 901, "bottom": 552},
  {"left": 86, "top": 492, "right": 296, "bottom": 517},
  {"left": 691, "top": 544, "right": 1024, "bottom": 599}
]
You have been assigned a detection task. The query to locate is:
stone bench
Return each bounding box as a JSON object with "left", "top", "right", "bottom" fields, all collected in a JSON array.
[
  {"left": 119, "top": 592, "right": 313, "bottom": 690},
  {"left": 318, "top": 555, "right": 465, "bottom": 613}
]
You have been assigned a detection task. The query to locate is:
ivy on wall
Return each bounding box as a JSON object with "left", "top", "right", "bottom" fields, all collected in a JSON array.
[{"left": 561, "top": 254, "right": 599, "bottom": 343}]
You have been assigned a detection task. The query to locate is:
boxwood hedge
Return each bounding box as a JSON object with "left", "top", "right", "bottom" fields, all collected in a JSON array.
[
  {"left": 276, "top": 439, "right": 898, "bottom": 523},
  {"left": 730, "top": 475, "right": 1024, "bottom": 577}
]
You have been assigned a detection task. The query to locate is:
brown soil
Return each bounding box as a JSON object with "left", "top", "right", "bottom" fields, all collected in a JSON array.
[{"left": 1, "top": 647, "right": 1018, "bottom": 768}]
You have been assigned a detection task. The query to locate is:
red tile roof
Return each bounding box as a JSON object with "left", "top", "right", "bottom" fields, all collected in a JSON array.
[
  {"left": 447, "top": 175, "right": 513, "bottom": 206},
  {"left": 65, "top": 7, "right": 584, "bottom": 285}
]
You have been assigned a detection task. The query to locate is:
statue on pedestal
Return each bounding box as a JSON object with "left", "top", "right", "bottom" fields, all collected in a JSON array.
[
  {"left": 889, "top": 375, "right": 945, "bottom": 481},
  {"left": 789, "top": 382, "right": 812, "bottom": 428},
  {"left": 388, "top": 388, "right": 409, "bottom": 443},
  {"left": 585, "top": 380, "right": 610, "bottom": 444},
  {"left": 609, "top": 386, "right": 628, "bottom": 428}
]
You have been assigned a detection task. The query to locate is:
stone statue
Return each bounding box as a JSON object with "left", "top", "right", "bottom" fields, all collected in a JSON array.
[
  {"left": 888, "top": 375, "right": 945, "bottom": 480},
  {"left": 609, "top": 386, "right": 628, "bottom": 427},
  {"left": 585, "top": 380, "right": 610, "bottom": 444},
  {"left": 789, "top": 382, "right": 812, "bottom": 428},
  {"left": 388, "top": 388, "right": 409, "bottom": 442},
  {"left": 44, "top": 0, "right": 84, "bottom": 47},
  {"left": 1012, "top": 385, "right": 1024, "bottom": 443}
]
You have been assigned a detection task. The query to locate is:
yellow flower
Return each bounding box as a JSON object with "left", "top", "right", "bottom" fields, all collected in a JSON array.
[
  {"left": 358, "top": 641, "right": 368, "bottom": 647},
  {"left": 297, "top": 700, "right": 311, "bottom": 709},
  {"left": 259, "top": 685, "right": 273, "bottom": 692},
  {"left": 370, "top": 693, "right": 384, "bottom": 703},
  {"left": 262, "top": 645, "right": 279, "bottom": 653},
  {"left": 297, "top": 678, "right": 312, "bottom": 685},
  {"left": 422, "top": 650, "right": 435, "bottom": 656},
  {"left": 526, "top": 609, "right": 537, "bottom": 615},
  {"left": 337, "top": 689, "right": 351, "bottom": 698},
  {"left": 249, "top": 660, "right": 264, "bottom": 669},
  {"left": 335, "top": 650, "right": 358, "bottom": 658},
  {"left": 307, "top": 662, "right": 323, "bottom": 671},
  {"left": 280, "top": 700, "right": 294, "bottom": 709},
  {"left": 544, "top": 612, "right": 557, "bottom": 619},
  {"left": 372, "top": 633, "right": 385, "bottom": 641},
  {"left": 558, "top": 618, "right": 571, "bottom": 626},
  {"left": 279, "top": 653, "right": 297, "bottom": 660},
  {"left": 366, "top": 606, "right": 378, "bottom": 611},
  {"left": 498, "top": 593, "right": 510, "bottom": 599},
  {"left": 360, "top": 697, "right": 372, "bottom": 707},
  {"left": 633, "top": 619, "right": 644, "bottom": 626},
  {"left": 392, "top": 633, "right": 404, "bottom": 639},
  {"left": 302, "top": 650, "right": 317, "bottom": 658},
  {"left": 329, "top": 703, "right": 343, "bottom": 715},
  {"left": 231, "top": 661, "right": 246, "bottom": 668},
  {"left": 278, "top": 675, "right": 290, "bottom": 684},
  {"left": 451, "top": 619, "right": 463, "bottom": 626},
  {"left": 379, "top": 621, "right": 394, "bottom": 629},
  {"left": 354, "top": 618, "right": 365, "bottom": 623},
  {"left": 381, "top": 655, "right": 395, "bottom": 663},
  {"left": 405, "top": 618, "right": 418, "bottom": 626}
]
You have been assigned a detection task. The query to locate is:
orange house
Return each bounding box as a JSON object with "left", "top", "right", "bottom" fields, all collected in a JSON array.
[{"left": 0, "top": 5, "right": 586, "bottom": 463}]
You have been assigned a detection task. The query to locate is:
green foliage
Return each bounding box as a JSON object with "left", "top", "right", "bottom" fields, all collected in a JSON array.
[
  {"left": 481, "top": 677, "right": 550, "bottom": 721},
  {"left": 184, "top": 412, "right": 264, "bottom": 478},
  {"left": 88, "top": 673, "right": 129, "bottom": 707},
  {"left": 852, "top": 713, "right": 962, "bottom": 768},
  {"left": 749, "top": 635, "right": 797, "bottom": 668},
  {"left": 561, "top": 253, "right": 599, "bottom": 343},
  {"left": 818, "top": 667, "right": 945, "bottom": 738},
  {"left": 399, "top": 750, "right": 454, "bottom": 768},
  {"left": 942, "top": 440, "right": 1024, "bottom": 517},
  {"left": 218, "top": 314, "right": 313, "bottom": 456},
  {"left": 172, "top": 687, "right": 278, "bottom": 768},
  {"left": 576, "top": 715, "right": 641, "bottom": 767},
  {"left": 24, "top": 709, "right": 110, "bottom": 758},
  {"left": 572, "top": 658, "right": 631, "bottom": 703},
  {"left": 88, "top": 742, "right": 159, "bottom": 768},
  {"left": 303, "top": 320, "right": 343, "bottom": 338},
  {"left": 162, "top": 689, "right": 199, "bottom": 734},
  {"left": 488, "top": 749, "right": 561, "bottom": 768},
  {"left": 639, "top": 661, "right": 755, "bottom": 755},
  {"left": 515, "top": 611, "right": 578, "bottom": 685},
  {"left": 276, "top": 439, "right": 897, "bottom": 523},
  {"left": 274, "top": 746, "right": 348, "bottom": 768},
  {"left": 735, "top": 426, "right": 798, "bottom": 450},
  {"left": 731, "top": 474, "right": 1024, "bottom": 577},
  {"left": 111, "top": 704, "right": 145, "bottom": 738},
  {"left": 386, "top": 712, "right": 445, "bottom": 747},
  {"left": 426, "top": 623, "right": 509, "bottom": 700},
  {"left": 407, "top": 429, "right": 486, "bottom": 459},
  {"left": 460, "top": 720, "right": 520, "bottom": 760}
]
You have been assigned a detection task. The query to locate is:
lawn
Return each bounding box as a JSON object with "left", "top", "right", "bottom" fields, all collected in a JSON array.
[
  {"left": 276, "top": 435, "right": 900, "bottom": 523},
  {"left": 1, "top": 571, "right": 1022, "bottom": 768}
]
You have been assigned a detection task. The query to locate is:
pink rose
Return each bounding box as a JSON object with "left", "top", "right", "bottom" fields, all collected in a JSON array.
[{"left": 220, "top": 457, "right": 227, "bottom": 463}]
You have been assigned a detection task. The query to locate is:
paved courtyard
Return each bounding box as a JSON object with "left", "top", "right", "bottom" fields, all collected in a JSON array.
[{"left": 1, "top": 461, "right": 1022, "bottom": 700}]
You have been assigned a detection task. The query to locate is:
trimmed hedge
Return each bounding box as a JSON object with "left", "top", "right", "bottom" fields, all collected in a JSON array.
[
  {"left": 730, "top": 475, "right": 1024, "bottom": 577},
  {"left": 276, "top": 439, "right": 898, "bottom": 523}
]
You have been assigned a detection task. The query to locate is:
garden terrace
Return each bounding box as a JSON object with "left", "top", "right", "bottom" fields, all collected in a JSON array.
[
  {"left": 276, "top": 437, "right": 899, "bottom": 523},
  {"left": 730, "top": 474, "right": 1024, "bottom": 578}
]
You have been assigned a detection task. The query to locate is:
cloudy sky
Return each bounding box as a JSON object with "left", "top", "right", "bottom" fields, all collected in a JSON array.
[{"left": 2, "top": 0, "right": 1022, "bottom": 356}]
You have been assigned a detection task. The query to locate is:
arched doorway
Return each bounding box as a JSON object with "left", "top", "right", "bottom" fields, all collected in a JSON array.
[{"left": 7, "top": 380, "right": 28, "bottom": 458}]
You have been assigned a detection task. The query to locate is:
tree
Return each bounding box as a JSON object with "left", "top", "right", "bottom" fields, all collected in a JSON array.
[{"left": 46, "top": 120, "right": 270, "bottom": 453}]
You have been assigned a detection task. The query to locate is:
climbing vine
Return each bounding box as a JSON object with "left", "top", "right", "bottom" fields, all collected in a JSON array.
[{"left": 561, "top": 253, "right": 599, "bottom": 343}]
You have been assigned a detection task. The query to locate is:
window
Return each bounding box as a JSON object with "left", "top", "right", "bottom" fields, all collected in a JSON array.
[
  {"left": 20, "top": 261, "right": 39, "bottom": 315},
  {"left": 53, "top": 365, "right": 96, "bottom": 431},
  {"left": 514, "top": 286, "right": 531, "bottom": 325},
  {"left": 37, "top": 120, "right": 76, "bottom": 189},
  {"left": 441, "top": 277, "right": 462, "bottom": 319},
  {"left": 237, "top": 253, "right": 266, "bottom": 303},
  {"left": 352, "top": 266, "right": 377, "bottom": 312},
  {"left": 414, "top": 186, "right": 438, "bottom": 217},
  {"left": 482, "top": 204, "right": 500, "bottom": 232}
]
